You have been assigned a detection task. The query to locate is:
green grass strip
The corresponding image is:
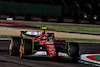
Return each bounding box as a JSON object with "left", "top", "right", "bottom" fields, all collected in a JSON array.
[
  {"left": 26, "top": 24, "right": 100, "bottom": 34},
  {"left": 0, "top": 35, "right": 100, "bottom": 42},
  {"left": 55, "top": 37, "right": 100, "bottom": 42},
  {"left": 0, "top": 35, "right": 18, "bottom": 38}
]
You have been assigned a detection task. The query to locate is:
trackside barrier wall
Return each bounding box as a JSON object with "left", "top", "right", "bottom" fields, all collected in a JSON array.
[
  {"left": 0, "top": 1, "right": 100, "bottom": 24},
  {"left": 0, "top": 1, "right": 62, "bottom": 16}
]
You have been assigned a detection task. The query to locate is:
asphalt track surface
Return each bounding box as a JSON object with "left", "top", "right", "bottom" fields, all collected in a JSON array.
[{"left": 0, "top": 40, "right": 99, "bottom": 67}]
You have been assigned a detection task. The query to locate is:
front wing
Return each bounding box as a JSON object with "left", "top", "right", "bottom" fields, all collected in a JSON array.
[{"left": 22, "top": 51, "right": 72, "bottom": 59}]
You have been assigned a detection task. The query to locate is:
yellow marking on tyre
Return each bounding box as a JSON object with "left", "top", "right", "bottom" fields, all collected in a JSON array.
[
  {"left": 9, "top": 52, "right": 12, "bottom": 55},
  {"left": 68, "top": 42, "right": 71, "bottom": 60},
  {"left": 21, "top": 39, "right": 23, "bottom": 44},
  {"left": 20, "top": 47, "right": 23, "bottom": 58},
  {"left": 20, "top": 39, "right": 23, "bottom": 58},
  {"left": 32, "top": 40, "right": 34, "bottom": 54},
  {"left": 10, "top": 38, "right": 13, "bottom": 50},
  {"left": 68, "top": 42, "right": 70, "bottom": 56},
  {"left": 69, "top": 45, "right": 70, "bottom": 56},
  {"left": 9, "top": 38, "right": 13, "bottom": 55}
]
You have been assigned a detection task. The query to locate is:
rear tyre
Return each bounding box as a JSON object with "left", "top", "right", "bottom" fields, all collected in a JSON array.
[
  {"left": 20, "top": 39, "right": 32, "bottom": 58},
  {"left": 9, "top": 37, "right": 21, "bottom": 56},
  {"left": 68, "top": 42, "right": 79, "bottom": 62}
]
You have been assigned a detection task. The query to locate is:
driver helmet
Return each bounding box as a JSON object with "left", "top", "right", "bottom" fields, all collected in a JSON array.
[{"left": 42, "top": 36, "right": 47, "bottom": 40}]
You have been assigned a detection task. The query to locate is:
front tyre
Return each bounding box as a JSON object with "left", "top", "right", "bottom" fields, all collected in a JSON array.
[
  {"left": 67, "top": 42, "right": 79, "bottom": 62},
  {"left": 20, "top": 39, "right": 32, "bottom": 58},
  {"left": 9, "top": 37, "right": 21, "bottom": 56}
]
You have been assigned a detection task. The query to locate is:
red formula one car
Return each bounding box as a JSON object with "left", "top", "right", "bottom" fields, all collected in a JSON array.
[{"left": 9, "top": 27, "right": 79, "bottom": 62}]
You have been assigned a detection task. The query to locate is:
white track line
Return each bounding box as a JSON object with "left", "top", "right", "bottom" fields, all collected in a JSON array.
[
  {"left": 0, "top": 38, "right": 10, "bottom": 40},
  {"left": 81, "top": 54, "right": 100, "bottom": 64}
]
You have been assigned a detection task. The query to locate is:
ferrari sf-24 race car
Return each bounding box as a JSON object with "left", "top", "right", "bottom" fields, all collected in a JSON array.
[{"left": 9, "top": 27, "right": 79, "bottom": 62}]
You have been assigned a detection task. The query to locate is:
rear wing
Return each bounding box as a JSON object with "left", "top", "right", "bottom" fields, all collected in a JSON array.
[
  {"left": 21, "top": 31, "right": 54, "bottom": 37},
  {"left": 21, "top": 31, "right": 42, "bottom": 37}
]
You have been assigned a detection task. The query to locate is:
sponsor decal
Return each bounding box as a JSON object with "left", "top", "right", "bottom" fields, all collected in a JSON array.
[
  {"left": 26, "top": 32, "right": 42, "bottom": 35},
  {"left": 47, "top": 45, "right": 56, "bottom": 54},
  {"left": 39, "top": 40, "right": 46, "bottom": 45},
  {"left": 47, "top": 16, "right": 58, "bottom": 22},
  {"left": 34, "top": 51, "right": 47, "bottom": 55},
  {"left": 58, "top": 52, "right": 69, "bottom": 56},
  {"left": 59, "top": 53, "right": 63, "bottom": 56},
  {"left": 46, "top": 42, "right": 54, "bottom": 44},
  {"left": 63, "top": 17, "right": 74, "bottom": 22},
  {"left": 31, "top": 32, "right": 42, "bottom": 35},
  {"left": 95, "top": 19, "right": 100, "bottom": 24},
  {"left": 15, "top": 14, "right": 26, "bottom": 20},
  {"left": 79, "top": 18, "right": 89, "bottom": 23},
  {"left": 42, "top": 52, "right": 46, "bottom": 55},
  {"left": 31, "top": 15, "right": 42, "bottom": 21},
  {"left": 7, "top": 18, "right": 13, "bottom": 21},
  {"left": 47, "top": 45, "right": 54, "bottom": 47},
  {"left": 0, "top": 13, "right": 10, "bottom": 19},
  {"left": 31, "top": 32, "right": 34, "bottom": 35}
]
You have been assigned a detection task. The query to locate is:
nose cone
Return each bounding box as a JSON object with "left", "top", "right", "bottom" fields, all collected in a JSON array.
[
  {"left": 49, "top": 52, "right": 56, "bottom": 57},
  {"left": 45, "top": 42, "right": 56, "bottom": 57}
]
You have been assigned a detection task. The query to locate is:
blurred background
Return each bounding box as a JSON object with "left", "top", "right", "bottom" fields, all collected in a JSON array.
[{"left": 0, "top": 0, "right": 100, "bottom": 24}]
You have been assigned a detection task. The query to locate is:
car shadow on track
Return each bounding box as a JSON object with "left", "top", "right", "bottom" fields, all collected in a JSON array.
[
  {"left": 24, "top": 57, "right": 78, "bottom": 63},
  {"left": 0, "top": 50, "right": 9, "bottom": 54}
]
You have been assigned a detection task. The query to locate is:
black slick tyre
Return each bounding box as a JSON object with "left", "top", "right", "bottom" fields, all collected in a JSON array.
[
  {"left": 67, "top": 42, "right": 79, "bottom": 62},
  {"left": 9, "top": 37, "right": 21, "bottom": 56},
  {"left": 20, "top": 39, "right": 32, "bottom": 58}
]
